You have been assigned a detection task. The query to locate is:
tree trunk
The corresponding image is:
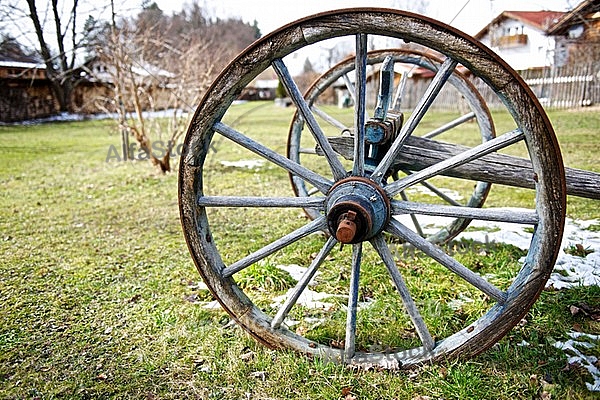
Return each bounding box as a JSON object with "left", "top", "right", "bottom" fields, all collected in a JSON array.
[{"left": 26, "top": 0, "right": 74, "bottom": 112}]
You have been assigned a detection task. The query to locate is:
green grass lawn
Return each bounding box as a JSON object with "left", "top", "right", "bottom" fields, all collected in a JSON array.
[{"left": 0, "top": 104, "right": 599, "bottom": 399}]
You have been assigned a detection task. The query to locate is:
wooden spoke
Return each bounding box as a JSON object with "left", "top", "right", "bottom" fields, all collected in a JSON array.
[
  {"left": 311, "top": 106, "right": 348, "bottom": 131},
  {"left": 343, "top": 73, "right": 357, "bottom": 106},
  {"left": 371, "top": 235, "right": 435, "bottom": 351},
  {"left": 271, "top": 236, "right": 338, "bottom": 329},
  {"left": 345, "top": 242, "right": 362, "bottom": 361},
  {"left": 400, "top": 191, "right": 425, "bottom": 237},
  {"left": 372, "top": 57, "right": 459, "bottom": 183},
  {"left": 386, "top": 128, "right": 525, "bottom": 197},
  {"left": 223, "top": 217, "right": 327, "bottom": 278},
  {"left": 417, "top": 179, "right": 463, "bottom": 207},
  {"left": 422, "top": 112, "right": 476, "bottom": 139},
  {"left": 353, "top": 33, "right": 368, "bottom": 177},
  {"left": 391, "top": 67, "right": 409, "bottom": 111},
  {"left": 272, "top": 58, "right": 347, "bottom": 181},
  {"left": 386, "top": 219, "right": 507, "bottom": 303},
  {"left": 197, "top": 196, "right": 325, "bottom": 209},
  {"left": 214, "top": 122, "right": 332, "bottom": 194},
  {"left": 391, "top": 200, "right": 539, "bottom": 225}
]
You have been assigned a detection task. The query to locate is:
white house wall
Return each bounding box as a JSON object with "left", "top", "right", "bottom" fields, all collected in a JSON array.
[{"left": 480, "top": 19, "right": 556, "bottom": 70}]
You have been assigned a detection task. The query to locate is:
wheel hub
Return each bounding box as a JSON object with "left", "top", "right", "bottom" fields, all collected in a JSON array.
[{"left": 326, "top": 177, "right": 390, "bottom": 244}]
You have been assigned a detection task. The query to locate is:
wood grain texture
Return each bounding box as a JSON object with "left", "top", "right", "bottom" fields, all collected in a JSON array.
[{"left": 322, "top": 135, "right": 599, "bottom": 200}]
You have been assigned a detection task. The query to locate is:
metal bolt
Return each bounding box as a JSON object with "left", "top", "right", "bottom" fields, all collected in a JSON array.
[{"left": 336, "top": 211, "right": 358, "bottom": 244}]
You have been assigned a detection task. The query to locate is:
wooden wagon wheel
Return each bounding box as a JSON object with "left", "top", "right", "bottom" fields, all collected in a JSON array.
[
  {"left": 179, "top": 8, "right": 566, "bottom": 368},
  {"left": 287, "top": 48, "right": 495, "bottom": 244}
]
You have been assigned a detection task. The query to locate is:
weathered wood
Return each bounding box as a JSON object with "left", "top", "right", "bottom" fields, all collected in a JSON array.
[
  {"left": 322, "top": 135, "right": 600, "bottom": 200},
  {"left": 371, "top": 235, "right": 435, "bottom": 351},
  {"left": 353, "top": 34, "right": 368, "bottom": 176},
  {"left": 180, "top": 8, "right": 568, "bottom": 370},
  {"left": 273, "top": 59, "right": 347, "bottom": 181},
  {"left": 391, "top": 199, "right": 539, "bottom": 224},
  {"left": 385, "top": 129, "right": 525, "bottom": 196},
  {"left": 197, "top": 195, "right": 325, "bottom": 209},
  {"left": 222, "top": 217, "right": 327, "bottom": 278},
  {"left": 344, "top": 243, "right": 362, "bottom": 361},
  {"left": 214, "top": 122, "right": 333, "bottom": 194}
]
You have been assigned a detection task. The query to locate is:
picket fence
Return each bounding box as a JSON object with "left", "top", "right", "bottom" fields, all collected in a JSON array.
[{"left": 398, "top": 63, "right": 599, "bottom": 112}]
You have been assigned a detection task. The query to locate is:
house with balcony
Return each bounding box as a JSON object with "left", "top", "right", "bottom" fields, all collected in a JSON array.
[
  {"left": 474, "top": 2, "right": 600, "bottom": 108},
  {"left": 475, "top": 10, "right": 566, "bottom": 70}
]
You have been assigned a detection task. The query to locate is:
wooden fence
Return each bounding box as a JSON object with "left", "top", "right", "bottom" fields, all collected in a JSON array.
[
  {"left": 473, "top": 64, "right": 599, "bottom": 110},
  {"left": 398, "top": 63, "right": 599, "bottom": 112}
]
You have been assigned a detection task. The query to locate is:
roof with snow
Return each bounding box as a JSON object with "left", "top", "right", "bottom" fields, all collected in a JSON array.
[{"left": 0, "top": 60, "right": 45, "bottom": 69}]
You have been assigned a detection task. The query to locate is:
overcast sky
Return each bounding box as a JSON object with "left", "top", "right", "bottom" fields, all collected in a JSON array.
[
  {"left": 145, "top": 0, "right": 576, "bottom": 36},
  {"left": 4, "top": 0, "right": 577, "bottom": 75},
  {"left": 113, "top": 0, "right": 575, "bottom": 74}
]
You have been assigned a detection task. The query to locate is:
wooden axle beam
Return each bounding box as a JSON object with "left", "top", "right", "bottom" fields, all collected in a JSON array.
[{"left": 319, "top": 136, "right": 599, "bottom": 200}]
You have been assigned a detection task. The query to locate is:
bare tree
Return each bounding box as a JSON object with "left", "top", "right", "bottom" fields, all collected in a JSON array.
[
  {"left": 95, "top": 2, "right": 257, "bottom": 173},
  {"left": 0, "top": 0, "right": 103, "bottom": 112}
]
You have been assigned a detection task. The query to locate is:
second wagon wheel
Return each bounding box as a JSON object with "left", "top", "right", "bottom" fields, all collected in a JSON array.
[
  {"left": 287, "top": 48, "right": 496, "bottom": 244},
  {"left": 179, "top": 8, "right": 566, "bottom": 367}
]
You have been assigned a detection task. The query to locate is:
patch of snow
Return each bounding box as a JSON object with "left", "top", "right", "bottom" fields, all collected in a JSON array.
[
  {"left": 201, "top": 300, "right": 223, "bottom": 310},
  {"left": 550, "top": 219, "right": 600, "bottom": 289},
  {"left": 404, "top": 185, "right": 463, "bottom": 202},
  {"left": 0, "top": 60, "right": 45, "bottom": 69},
  {"left": 282, "top": 317, "right": 325, "bottom": 329},
  {"left": 282, "top": 318, "right": 300, "bottom": 327},
  {"left": 447, "top": 294, "right": 475, "bottom": 310},
  {"left": 275, "top": 264, "right": 319, "bottom": 286},
  {"left": 445, "top": 211, "right": 600, "bottom": 291},
  {"left": 271, "top": 288, "right": 343, "bottom": 310},
  {"left": 553, "top": 332, "right": 600, "bottom": 391},
  {"left": 455, "top": 208, "right": 534, "bottom": 250},
  {"left": 304, "top": 317, "right": 326, "bottom": 324}
]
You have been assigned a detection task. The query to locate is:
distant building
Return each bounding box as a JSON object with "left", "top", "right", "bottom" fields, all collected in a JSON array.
[
  {"left": 239, "top": 68, "right": 279, "bottom": 101},
  {"left": 0, "top": 59, "right": 58, "bottom": 122},
  {"left": 74, "top": 57, "right": 176, "bottom": 115},
  {"left": 475, "top": 10, "right": 566, "bottom": 70},
  {"left": 546, "top": 0, "right": 600, "bottom": 66}
]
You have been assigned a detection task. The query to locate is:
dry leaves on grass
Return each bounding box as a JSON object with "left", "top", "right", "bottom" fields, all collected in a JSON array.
[
  {"left": 569, "top": 302, "right": 600, "bottom": 321},
  {"left": 341, "top": 386, "right": 356, "bottom": 400}
]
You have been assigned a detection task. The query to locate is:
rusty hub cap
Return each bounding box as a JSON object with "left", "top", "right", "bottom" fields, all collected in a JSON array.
[{"left": 326, "top": 177, "right": 390, "bottom": 244}]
